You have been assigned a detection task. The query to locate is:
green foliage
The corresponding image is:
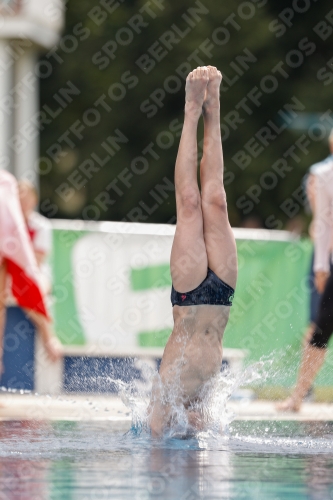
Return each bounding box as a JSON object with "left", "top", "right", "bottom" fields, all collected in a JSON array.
[{"left": 39, "top": 0, "right": 333, "bottom": 227}]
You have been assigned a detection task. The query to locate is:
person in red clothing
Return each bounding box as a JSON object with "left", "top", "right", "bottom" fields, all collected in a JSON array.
[
  {"left": 0, "top": 172, "right": 62, "bottom": 375},
  {"left": 18, "top": 180, "right": 52, "bottom": 294}
]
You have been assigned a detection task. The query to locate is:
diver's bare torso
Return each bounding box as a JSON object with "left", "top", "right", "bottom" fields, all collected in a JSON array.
[{"left": 159, "top": 305, "right": 230, "bottom": 401}]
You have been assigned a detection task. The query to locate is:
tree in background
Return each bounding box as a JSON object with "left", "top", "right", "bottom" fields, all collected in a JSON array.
[{"left": 39, "top": 0, "right": 333, "bottom": 227}]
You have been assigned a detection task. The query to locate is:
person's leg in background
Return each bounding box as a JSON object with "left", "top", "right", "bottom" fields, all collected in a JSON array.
[
  {"left": 23, "top": 309, "right": 62, "bottom": 362},
  {"left": 277, "top": 272, "right": 333, "bottom": 411},
  {"left": 300, "top": 250, "right": 323, "bottom": 400}
]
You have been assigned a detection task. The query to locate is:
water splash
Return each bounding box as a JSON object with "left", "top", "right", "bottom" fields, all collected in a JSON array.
[
  {"left": 1, "top": 353, "right": 333, "bottom": 458},
  {"left": 0, "top": 345, "right": 327, "bottom": 448},
  {"left": 107, "top": 356, "right": 275, "bottom": 439}
]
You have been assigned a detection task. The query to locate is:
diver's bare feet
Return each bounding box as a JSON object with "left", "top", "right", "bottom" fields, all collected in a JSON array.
[
  {"left": 185, "top": 67, "right": 209, "bottom": 120},
  {"left": 203, "top": 66, "right": 222, "bottom": 115},
  {"left": 276, "top": 397, "right": 301, "bottom": 413}
]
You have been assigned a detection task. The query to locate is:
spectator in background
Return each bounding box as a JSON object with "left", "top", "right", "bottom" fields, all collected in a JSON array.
[
  {"left": 277, "top": 130, "right": 333, "bottom": 411},
  {"left": 0, "top": 171, "right": 62, "bottom": 378},
  {"left": 301, "top": 146, "right": 333, "bottom": 347}
]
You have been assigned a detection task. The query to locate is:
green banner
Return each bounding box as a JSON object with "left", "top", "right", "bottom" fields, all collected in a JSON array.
[
  {"left": 131, "top": 264, "right": 171, "bottom": 291},
  {"left": 52, "top": 230, "right": 86, "bottom": 345},
  {"left": 51, "top": 227, "right": 333, "bottom": 387},
  {"left": 131, "top": 238, "right": 333, "bottom": 387},
  {"left": 131, "top": 239, "right": 313, "bottom": 354}
]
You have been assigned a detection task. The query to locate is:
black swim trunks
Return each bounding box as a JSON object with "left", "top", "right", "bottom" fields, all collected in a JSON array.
[
  {"left": 171, "top": 268, "right": 234, "bottom": 307},
  {"left": 310, "top": 270, "right": 333, "bottom": 349}
]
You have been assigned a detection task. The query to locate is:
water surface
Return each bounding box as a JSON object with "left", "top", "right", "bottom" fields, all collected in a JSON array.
[{"left": 1, "top": 420, "right": 333, "bottom": 499}]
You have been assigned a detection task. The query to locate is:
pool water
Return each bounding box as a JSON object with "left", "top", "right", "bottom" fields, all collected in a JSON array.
[{"left": 1, "top": 420, "right": 333, "bottom": 499}]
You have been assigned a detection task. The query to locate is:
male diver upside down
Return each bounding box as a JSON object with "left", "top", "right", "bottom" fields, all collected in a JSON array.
[{"left": 148, "top": 66, "right": 237, "bottom": 436}]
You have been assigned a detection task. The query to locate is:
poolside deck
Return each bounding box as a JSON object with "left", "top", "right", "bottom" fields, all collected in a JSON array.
[{"left": 0, "top": 394, "right": 332, "bottom": 425}]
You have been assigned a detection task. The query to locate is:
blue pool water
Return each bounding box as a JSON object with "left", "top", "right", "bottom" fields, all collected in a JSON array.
[{"left": 1, "top": 420, "right": 333, "bottom": 499}]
